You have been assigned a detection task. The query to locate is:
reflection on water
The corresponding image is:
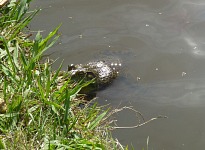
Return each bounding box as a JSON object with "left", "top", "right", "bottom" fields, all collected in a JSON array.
[
  {"left": 31, "top": 0, "right": 205, "bottom": 149},
  {"left": 98, "top": 78, "right": 205, "bottom": 107}
]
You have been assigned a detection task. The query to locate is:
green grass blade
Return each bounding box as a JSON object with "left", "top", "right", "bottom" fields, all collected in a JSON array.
[
  {"left": 20, "top": 49, "right": 28, "bottom": 67},
  {"left": 16, "top": 0, "right": 28, "bottom": 21},
  {"left": 33, "top": 31, "right": 42, "bottom": 51},
  {"left": 67, "top": 78, "right": 95, "bottom": 98},
  {"left": 10, "top": 9, "right": 39, "bottom": 40},
  {"left": 0, "top": 47, "right": 15, "bottom": 59},
  {"left": 0, "top": 138, "right": 6, "bottom": 149},
  {"left": 63, "top": 89, "right": 70, "bottom": 123},
  {"left": 1, "top": 64, "right": 18, "bottom": 84},
  {"left": 0, "top": 36, "right": 16, "bottom": 72},
  {"left": 45, "top": 65, "right": 51, "bottom": 98},
  {"left": 89, "top": 111, "right": 107, "bottom": 130},
  {"left": 50, "top": 61, "right": 63, "bottom": 85},
  {"left": 37, "top": 77, "right": 45, "bottom": 100},
  {"left": 13, "top": 42, "right": 20, "bottom": 69},
  {"left": 27, "top": 27, "right": 60, "bottom": 70},
  {"left": 39, "top": 24, "right": 61, "bottom": 48}
]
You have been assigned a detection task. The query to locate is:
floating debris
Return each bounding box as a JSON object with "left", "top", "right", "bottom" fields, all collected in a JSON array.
[
  {"left": 79, "top": 34, "right": 83, "bottom": 38},
  {"left": 182, "top": 72, "right": 187, "bottom": 77},
  {"left": 193, "top": 46, "right": 197, "bottom": 50}
]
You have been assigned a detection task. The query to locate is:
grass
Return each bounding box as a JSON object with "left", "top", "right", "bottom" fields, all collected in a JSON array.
[{"left": 0, "top": 0, "right": 127, "bottom": 149}]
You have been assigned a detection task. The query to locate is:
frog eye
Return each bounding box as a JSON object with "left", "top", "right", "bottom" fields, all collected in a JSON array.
[
  {"left": 68, "top": 64, "right": 76, "bottom": 71},
  {"left": 76, "top": 71, "right": 84, "bottom": 76},
  {"left": 86, "top": 72, "right": 95, "bottom": 79}
]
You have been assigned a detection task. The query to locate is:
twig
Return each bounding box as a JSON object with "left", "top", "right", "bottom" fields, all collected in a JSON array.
[
  {"left": 113, "top": 115, "right": 168, "bottom": 129},
  {"left": 110, "top": 106, "right": 145, "bottom": 122}
]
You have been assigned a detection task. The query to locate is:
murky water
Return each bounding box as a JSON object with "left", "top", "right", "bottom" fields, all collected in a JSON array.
[{"left": 31, "top": 0, "right": 205, "bottom": 149}]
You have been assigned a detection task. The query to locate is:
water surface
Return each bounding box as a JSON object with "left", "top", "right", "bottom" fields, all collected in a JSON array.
[{"left": 31, "top": 0, "right": 205, "bottom": 149}]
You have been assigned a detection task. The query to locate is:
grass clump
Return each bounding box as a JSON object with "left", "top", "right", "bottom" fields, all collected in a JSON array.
[{"left": 0, "top": 1, "right": 125, "bottom": 149}]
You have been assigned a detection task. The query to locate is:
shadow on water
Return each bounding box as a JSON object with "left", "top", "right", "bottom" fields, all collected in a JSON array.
[{"left": 31, "top": 0, "right": 205, "bottom": 149}]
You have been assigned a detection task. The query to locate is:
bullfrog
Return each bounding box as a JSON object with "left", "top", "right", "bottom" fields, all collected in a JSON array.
[{"left": 68, "top": 60, "right": 121, "bottom": 94}]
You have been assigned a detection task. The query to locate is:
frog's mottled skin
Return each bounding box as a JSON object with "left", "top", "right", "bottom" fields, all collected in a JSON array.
[{"left": 68, "top": 60, "right": 121, "bottom": 93}]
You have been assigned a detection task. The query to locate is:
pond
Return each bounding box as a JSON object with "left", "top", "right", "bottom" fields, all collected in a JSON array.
[{"left": 31, "top": 0, "right": 205, "bottom": 149}]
